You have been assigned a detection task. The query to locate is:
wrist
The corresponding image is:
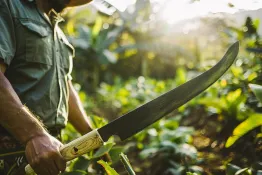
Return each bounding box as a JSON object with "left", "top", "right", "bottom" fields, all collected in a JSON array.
[
  {"left": 11, "top": 106, "right": 47, "bottom": 145},
  {"left": 25, "top": 132, "right": 50, "bottom": 146}
]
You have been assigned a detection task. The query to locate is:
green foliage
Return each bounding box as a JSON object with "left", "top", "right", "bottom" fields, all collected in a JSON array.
[
  {"left": 138, "top": 120, "right": 203, "bottom": 175},
  {"left": 97, "top": 160, "right": 119, "bottom": 175},
  {"left": 96, "top": 76, "right": 176, "bottom": 117},
  {"left": 198, "top": 88, "right": 248, "bottom": 120},
  {"left": 108, "top": 146, "right": 125, "bottom": 163},
  {"left": 66, "top": 156, "right": 90, "bottom": 174},
  {"left": 61, "top": 2, "right": 262, "bottom": 174},
  {"left": 93, "top": 142, "right": 115, "bottom": 159},
  {"left": 225, "top": 83, "right": 262, "bottom": 147},
  {"left": 225, "top": 113, "right": 262, "bottom": 147},
  {"left": 225, "top": 163, "right": 261, "bottom": 175},
  {"left": 249, "top": 84, "right": 262, "bottom": 104}
]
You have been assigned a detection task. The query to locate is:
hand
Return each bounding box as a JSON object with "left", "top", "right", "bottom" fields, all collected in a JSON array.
[{"left": 25, "top": 133, "right": 66, "bottom": 175}]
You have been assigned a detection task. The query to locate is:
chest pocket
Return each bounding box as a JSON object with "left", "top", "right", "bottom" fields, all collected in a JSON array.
[{"left": 19, "top": 19, "right": 53, "bottom": 65}]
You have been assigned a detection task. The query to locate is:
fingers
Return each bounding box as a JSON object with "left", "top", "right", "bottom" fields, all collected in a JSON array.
[
  {"left": 31, "top": 160, "right": 50, "bottom": 175},
  {"left": 25, "top": 134, "right": 67, "bottom": 175},
  {"left": 46, "top": 157, "right": 60, "bottom": 175},
  {"left": 29, "top": 153, "right": 66, "bottom": 175},
  {"left": 54, "top": 153, "right": 67, "bottom": 173}
]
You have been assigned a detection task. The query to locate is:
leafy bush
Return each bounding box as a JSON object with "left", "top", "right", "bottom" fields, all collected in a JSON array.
[{"left": 61, "top": 3, "right": 262, "bottom": 174}]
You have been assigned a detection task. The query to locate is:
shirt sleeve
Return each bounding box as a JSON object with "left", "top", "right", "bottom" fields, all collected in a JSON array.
[{"left": 0, "top": 1, "right": 16, "bottom": 65}]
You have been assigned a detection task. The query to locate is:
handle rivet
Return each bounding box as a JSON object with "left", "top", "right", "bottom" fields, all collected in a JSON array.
[{"left": 73, "top": 147, "right": 78, "bottom": 153}]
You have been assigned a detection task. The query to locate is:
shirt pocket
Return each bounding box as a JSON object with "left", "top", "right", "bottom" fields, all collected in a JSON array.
[{"left": 19, "top": 19, "right": 53, "bottom": 65}]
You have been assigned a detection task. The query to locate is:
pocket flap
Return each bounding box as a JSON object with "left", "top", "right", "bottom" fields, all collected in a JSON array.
[{"left": 19, "top": 19, "right": 50, "bottom": 37}]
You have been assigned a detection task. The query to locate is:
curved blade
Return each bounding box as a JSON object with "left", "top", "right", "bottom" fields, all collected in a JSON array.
[{"left": 99, "top": 42, "right": 239, "bottom": 141}]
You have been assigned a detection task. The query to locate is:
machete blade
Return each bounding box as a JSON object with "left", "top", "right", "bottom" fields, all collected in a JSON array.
[{"left": 98, "top": 41, "right": 239, "bottom": 141}]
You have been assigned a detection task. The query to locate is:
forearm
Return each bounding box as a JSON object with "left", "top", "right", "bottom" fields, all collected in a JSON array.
[
  {"left": 68, "top": 81, "right": 92, "bottom": 134},
  {"left": 67, "top": 0, "right": 92, "bottom": 7},
  {"left": 0, "top": 68, "right": 46, "bottom": 145}
]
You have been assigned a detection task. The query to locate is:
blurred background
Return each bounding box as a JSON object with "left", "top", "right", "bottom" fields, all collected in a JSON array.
[{"left": 61, "top": 0, "right": 262, "bottom": 174}]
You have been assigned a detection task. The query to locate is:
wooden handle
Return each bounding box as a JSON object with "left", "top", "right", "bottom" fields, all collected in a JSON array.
[{"left": 25, "top": 129, "right": 104, "bottom": 174}]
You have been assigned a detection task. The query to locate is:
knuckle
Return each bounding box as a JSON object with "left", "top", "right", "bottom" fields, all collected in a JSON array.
[
  {"left": 41, "top": 150, "right": 57, "bottom": 159},
  {"left": 39, "top": 153, "right": 49, "bottom": 160},
  {"left": 51, "top": 151, "right": 60, "bottom": 159}
]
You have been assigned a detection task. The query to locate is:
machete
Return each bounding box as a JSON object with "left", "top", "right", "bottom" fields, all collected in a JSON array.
[{"left": 25, "top": 41, "right": 239, "bottom": 174}]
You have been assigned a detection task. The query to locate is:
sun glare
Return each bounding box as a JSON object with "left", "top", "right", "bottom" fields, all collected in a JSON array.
[{"left": 161, "top": 0, "right": 262, "bottom": 24}]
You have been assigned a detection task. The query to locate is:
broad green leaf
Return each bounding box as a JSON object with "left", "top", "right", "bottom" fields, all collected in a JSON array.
[
  {"left": 235, "top": 168, "right": 251, "bottom": 175},
  {"left": 247, "top": 72, "right": 257, "bottom": 82},
  {"left": 95, "top": 29, "right": 109, "bottom": 51},
  {"left": 102, "top": 50, "right": 118, "bottom": 64},
  {"left": 109, "top": 147, "right": 125, "bottom": 163},
  {"left": 177, "top": 144, "right": 197, "bottom": 159},
  {"left": 71, "top": 26, "right": 91, "bottom": 50},
  {"left": 114, "top": 44, "right": 138, "bottom": 53},
  {"left": 71, "top": 156, "right": 89, "bottom": 171},
  {"left": 89, "top": 115, "right": 108, "bottom": 129},
  {"left": 226, "top": 89, "right": 247, "bottom": 118},
  {"left": 159, "top": 118, "right": 179, "bottom": 130},
  {"left": 165, "top": 167, "right": 184, "bottom": 175},
  {"left": 249, "top": 84, "right": 262, "bottom": 104},
  {"left": 139, "top": 148, "right": 158, "bottom": 159},
  {"left": 159, "top": 140, "right": 178, "bottom": 151},
  {"left": 226, "top": 164, "right": 241, "bottom": 175},
  {"left": 97, "top": 160, "right": 119, "bottom": 175},
  {"left": 92, "top": 17, "right": 103, "bottom": 39},
  {"left": 93, "top": 142, "right": 115, "bottom": 158},
  {"left": 189, "top": 166, "right": 203, "bottom": 174},
  {"left": 231, "top": 66, "right": 243, "bottom": 77},
  {"left": 198, "top": 97, "right": 226, "bottom": 113},
  {"left": 225, "top": 113, "right": 262, "bottom": 148},
  {"left": 226, "top": 89, "right": 242, "bottom": 103},
  {"left": 253, "top": 19, "right": 260, "bottom": 30},
  {"left": 175, "top": 68, "right": 187, "bottom": 85},
  {"left": 102, "top": 26, "right": 124, "bottom": 49},
  {"left": 66, "top": 20, "right": 76, "bottom": 36}
]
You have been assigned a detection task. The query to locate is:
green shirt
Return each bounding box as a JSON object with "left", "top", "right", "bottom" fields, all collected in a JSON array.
[{"left": 0, "top": 0, "right": 74, "bottom": 129}]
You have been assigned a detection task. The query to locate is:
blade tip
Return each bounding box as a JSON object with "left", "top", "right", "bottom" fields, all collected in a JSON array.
[
  {"left": 233, "top": 41, "right": 240, "bottom": 50},
  {"left": 229, "top": 41, "right": 239, "bottom": 59}
]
